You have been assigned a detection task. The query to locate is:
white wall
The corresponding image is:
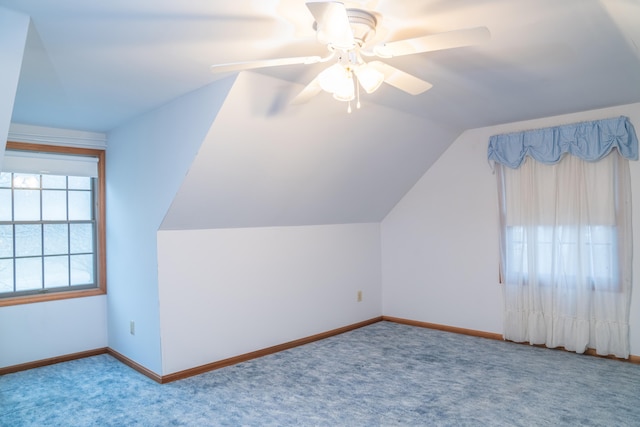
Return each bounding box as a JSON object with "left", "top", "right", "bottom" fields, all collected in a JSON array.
[
  {"left": 381, "top": 121, "right": 503, "bottom": 334},
  {"left": 0, "top": 296, "right": 107, "bottom": 367},
  {"left": 381, "top": 102, "right": 640, "bottom": 356},
  {"left": 0, "top": 7, "right": 29, "bottom": 167},
  {"left": 0, "top": 125, "right": 108, "bottom": 369},
  {"left": 105, "top": 78, "right": 235, "bottom": 374},
  {"left": 157, "top": 223, "right": 381, "bottom": 375}
]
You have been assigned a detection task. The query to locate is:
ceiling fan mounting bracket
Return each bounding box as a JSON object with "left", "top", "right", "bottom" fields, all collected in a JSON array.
[
  {"left": 313, "top": 8, "right": 378, "bottom": 48},
  {"left": 345, "top": 9, "right": 377, "bottom": 46}
]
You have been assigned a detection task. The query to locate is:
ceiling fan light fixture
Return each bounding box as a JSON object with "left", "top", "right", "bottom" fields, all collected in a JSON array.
[
  {"left": 318, "top": 63, "right": 344, "bottom": 92},
  {"left": 332, "top": 79, "right": 355, "bottom": 102},
  {"left": 353, "top": 63, "right": 384, "bottom": 94},
  {"left": 331, "top": 71, "right": 355, "bottom": 102},
  {"left": 318, "top": 63, "right": 355, "bottom": 101}
]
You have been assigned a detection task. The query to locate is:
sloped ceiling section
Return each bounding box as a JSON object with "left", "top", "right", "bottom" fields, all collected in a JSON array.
[
  {"left": 160, "top": 71, "right": 461, "bottom": 230},
  {"left": 4, "top": 0, "right": 640, "bottom": 230},
  {"left": 5, "top": 0, "right": 640, "bottom": 133},
  {"left": 0, "top": 6, "right": 29, "bottom": 164}
]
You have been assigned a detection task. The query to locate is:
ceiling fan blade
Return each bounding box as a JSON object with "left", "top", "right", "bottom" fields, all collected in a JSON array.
[
  {"left": 210, "top": 55, "right": 325, "bottom": 74},
  {"left": 368, "top": 61, "right": 432, "bottom": 95},
  {"left": 373, "top": 26, "right": 490, "bottom": 58},
  {"left": 291, "top": 78, "right": 323, "bottom": 105},
  {"left": 306, "top": 1, "right": 355, "bottom": 49}
]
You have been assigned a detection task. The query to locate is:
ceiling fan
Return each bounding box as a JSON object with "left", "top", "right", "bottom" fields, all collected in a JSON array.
[{"left": 210, "top": 1, "right": 490, "bottom": 111}]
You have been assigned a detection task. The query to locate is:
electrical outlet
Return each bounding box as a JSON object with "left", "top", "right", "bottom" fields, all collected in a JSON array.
[
  {"left": 130, "top": 321, "right": 135, "bottom": 335},
  {"left": 357, "top": 290, "right": 363, "bottom": 302}
]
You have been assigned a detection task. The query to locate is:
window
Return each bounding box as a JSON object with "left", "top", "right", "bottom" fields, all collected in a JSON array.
[
  {"left": 488, "top": 115, "right": 636, "bottom": 358},
  {"left": 0, "top": 142, "right": 105, "bottom": 306},
  {"left": 504, "top": 224, "right": 618, "bottom": 290},
  {"left": 497, "top": 152, "right": 626, "bottom": 293},
  {"left": 496, "top": 151, "right": 633, "bottom": 357}
]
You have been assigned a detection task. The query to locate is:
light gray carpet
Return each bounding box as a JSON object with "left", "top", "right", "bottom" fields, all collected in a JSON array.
[{"left": 1, "top": 321, "right": 639, "bottom": 426}]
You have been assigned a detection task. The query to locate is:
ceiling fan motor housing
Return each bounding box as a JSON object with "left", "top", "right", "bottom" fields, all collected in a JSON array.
[
  {"left": 346, "top": 9, "right": 377, "bottom": 46},
  {"left": 312, "top": 7, "right": 377, "bottom": 49}
]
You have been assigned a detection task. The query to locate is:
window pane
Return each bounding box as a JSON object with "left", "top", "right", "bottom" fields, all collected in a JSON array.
[
  {"left": 536, "top": 227, "right": 555, "bottom": 282},
  {"left": 13, "top": 174, "right": 40, "bottom": 189},
  {"left": 587, "top": 226, "right": 616, "bottom": 289},
  {"left": 68, "top": 191, "right": 92, "bottom": 221},
  {"left": 44, "top": 224, "right": 69, "bottom": 255},
  {"left": 70, "top": 254, "right": 93, "bottom": 285},
  {"left": 0, "top": 259, "right": 13, "bottom": 293},
  {"left": 42, "top": 190, "right": 67, "bottom": 220},
  {"left": 45, "top": 256, "right": 69, "bottom": 288},
  {"left": 15, "top": 224, "right": 42, "bottom": 257},
  {"left": 505, "top": 226, "right": 527, "bottom": 283},
  {"left": 42, "top": 175, "right": 67, "bottom": 189},
  {"left": 0, "top": 225, "right": 13, "bottom": 258},
  {"left": 68, "top": 176, "right": 90, "bottom": 190},
  {"left": 0, "top": 172, "right": 11, "bottom": 188},
  {"left": 15, "top": 257, "right": 42, "bottom": 291},
  {"left": 0, "top": 189, "right": 11, "bottom": 221},
  {"left": 14, "top": 189, "right": 41, "bottom": 221},
  {"left": 70, "top": 223, "right": 93, "bottom": 254}
]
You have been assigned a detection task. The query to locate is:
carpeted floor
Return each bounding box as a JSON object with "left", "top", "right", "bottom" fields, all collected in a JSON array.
[{"left": 1, "top": 321, "right": 639, "bottom": 426}]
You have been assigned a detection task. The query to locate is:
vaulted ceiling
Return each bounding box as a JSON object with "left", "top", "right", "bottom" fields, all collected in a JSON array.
[
  {"left": 2, "top": 0, "right": 640, "bottom": 227},
  {"left": 4, "top": 0, "right": 639, "bottom": 133}
]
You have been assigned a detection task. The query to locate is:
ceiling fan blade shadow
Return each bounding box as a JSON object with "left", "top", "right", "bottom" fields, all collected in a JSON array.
[
  {"left": 291, "top": 78, "right": 323, "bottom": 104},
  {"left": 374, "top": 26, "right": 490, "bottom": 58},
  {"left": 210, "top": 54, "right": 329, "bottom": 74},
  {"left": 368, "top": 61, "right": 432, "bottom": 95},
  {"left": 306, "top": 1, "right": 355, "bottom": 48}
]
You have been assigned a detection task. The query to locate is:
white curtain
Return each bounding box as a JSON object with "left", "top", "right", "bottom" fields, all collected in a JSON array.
[{"left": 496, "top": 150, "right": 633, "bottom": 358}]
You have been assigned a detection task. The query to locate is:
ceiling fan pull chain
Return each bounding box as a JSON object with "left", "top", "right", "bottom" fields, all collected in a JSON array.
[{"left": 356, "top": 78, "right": 361, "bottom": 110}]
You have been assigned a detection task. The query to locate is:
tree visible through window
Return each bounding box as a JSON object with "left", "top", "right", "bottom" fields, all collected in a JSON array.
[{"left": 0, "top": 142, "right": 105, "bottom": 305}]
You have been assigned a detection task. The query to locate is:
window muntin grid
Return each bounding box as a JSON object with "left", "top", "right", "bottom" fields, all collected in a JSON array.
[{"left": 0, "top": 172, "right": 97, "bottom": 297}]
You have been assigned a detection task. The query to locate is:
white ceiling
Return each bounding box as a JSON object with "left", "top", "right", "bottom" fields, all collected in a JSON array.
[
  {"left": 2, "top": 0, "right": 640, "bottom": 228},
  {"left": 159, "top": 71, "right": 461, "bottom": 229},
  {"left": 4, "top": 0, "right": 640, "bottom": 133}
]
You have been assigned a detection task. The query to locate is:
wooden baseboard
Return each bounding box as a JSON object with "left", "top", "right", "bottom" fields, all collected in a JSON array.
[
  {"left": 382, "top": 315, "right": 640, "bottom": 365},
  {"left": 524, "top": 342, "right": 640, "bottom": 364},
  {"left": 3, "top": 315, "right": 636, "bottom": 380},
  {"left": 0, "top": 348, "right": 108, "bottom": 376},
  {"left": 106, "top": 348, "right": 163, "bottom": 383},
  {"left": 161, "top": 316, "right": 384, "bottom": 383},
  {"left": 0, "top": 318, "right": 383, "bottom": 382},
  {"left": 382, "top": 316, "right": 504, "bottom": 341}
]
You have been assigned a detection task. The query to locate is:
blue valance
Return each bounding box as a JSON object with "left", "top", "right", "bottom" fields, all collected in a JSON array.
[{"left": 487, "top": 116, "right": 638, "bottom": 168}]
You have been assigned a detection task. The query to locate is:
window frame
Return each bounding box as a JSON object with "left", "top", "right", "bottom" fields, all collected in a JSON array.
[{"left": 0, "top": 141, "right": 106, "bottom": 306}]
